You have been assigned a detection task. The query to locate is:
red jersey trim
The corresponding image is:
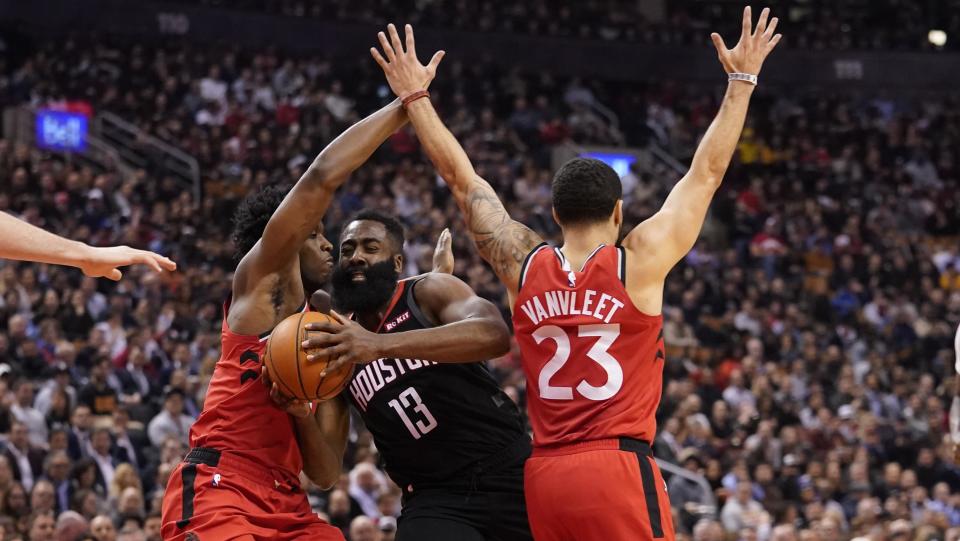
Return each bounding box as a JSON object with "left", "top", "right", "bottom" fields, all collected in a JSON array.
[{"left": 374, "top": 280, "right": 411, "bottom": 333}]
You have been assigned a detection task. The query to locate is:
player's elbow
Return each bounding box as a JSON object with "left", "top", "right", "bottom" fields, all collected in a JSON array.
[
  {"left": 482, "top": 318, "right": 512, "bottom": 359},
  {"left": 305, "top": 466, "right": 339, "bottom": 491}
]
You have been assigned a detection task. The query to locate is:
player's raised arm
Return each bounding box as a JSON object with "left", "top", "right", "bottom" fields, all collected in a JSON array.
[
  {"left": 623, "top": 6, "right": 781, "bottom": 277},
  {"left": 235, "top": 99, "right": 410, "bottom": 289},
  {"left": 305, "top": 273, "right": 510, "bottom": 372},
  {"left": 0, "top": 211, "right": 176, "bottom": 280},
  {"left": 371, "top": 24, "right": 543, "bottom": 299}
]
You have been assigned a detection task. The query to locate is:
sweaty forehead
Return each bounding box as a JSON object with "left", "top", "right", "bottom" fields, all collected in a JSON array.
[{"left": 341, "top": 220, "right": 389, "bottom": 244}]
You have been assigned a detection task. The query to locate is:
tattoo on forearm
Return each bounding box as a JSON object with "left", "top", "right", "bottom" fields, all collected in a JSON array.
[{"left": 461, "top": 179, "right": 541, "bottom": 284}]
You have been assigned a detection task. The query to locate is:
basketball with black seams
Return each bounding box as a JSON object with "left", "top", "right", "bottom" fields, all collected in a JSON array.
[{"left": 264, "top": 311, "right": 352, "bottom": 401}]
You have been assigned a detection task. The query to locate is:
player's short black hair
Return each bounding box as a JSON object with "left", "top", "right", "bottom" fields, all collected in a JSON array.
[
  {"left": 345, "top": 209, "right": 405, "bottom": 253},
  {"left": 551, "top": 157, "right": 623, "bottom": 226},
  {"left": 231, "top": 185, "right": 289, "bottom": 262}
]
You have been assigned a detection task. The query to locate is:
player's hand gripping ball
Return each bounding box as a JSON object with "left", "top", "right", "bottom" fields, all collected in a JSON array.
[{"left": 264, "top": 311, "right": 353, "bottom": 402}]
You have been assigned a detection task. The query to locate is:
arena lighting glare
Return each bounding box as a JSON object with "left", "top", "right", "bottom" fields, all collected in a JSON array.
[{"left": 929, "top": 29, "right": 947, "bottom": 46}]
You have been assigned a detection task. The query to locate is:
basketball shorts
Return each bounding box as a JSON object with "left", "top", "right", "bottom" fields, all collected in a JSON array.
[
  {"left": 161, "top": 447, "right": 344, "bottom": 541},
  {"left": 395, "top": 436, "right": 533, "bottom": 541},
  {"left": 524, "top": 437, "right": 675, "bottom": 541}
]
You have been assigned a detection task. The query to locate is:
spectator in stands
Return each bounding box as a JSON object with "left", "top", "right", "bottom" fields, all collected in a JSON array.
[
  {"left": 42, "top": 450, "right": 70, "bottom": 515},
  {"left": 109, "top": 409, "right": 143, "bottom": 473},
  {"left": 90, "top": 514, "right": 116, "bottom": 541},
  {"left": 87, "top": 429, "right": 117, "bottom": 490},
  {"left": 27, "top": 509, "right": 55, "bottom": 540},
  {"left": 721, "top": 481, "right": 771, "bottom": 535},
  {"left": 4, "top": 421, "right": 45, "bottom": 492},
  {"left": 54, "top": 510, "right": 89, "bottom": 541},
  {"left": 349, "top": 515, "right": 381, "bottom": 541},
  {"left": 145, "top": 389, "right": 191, "bottom": 448},
  {"left": 10, "top": 381, "right": 45, "bottom": 446},
  {"left": 77, "top": 360, "right": 118, "bottom": 417}
]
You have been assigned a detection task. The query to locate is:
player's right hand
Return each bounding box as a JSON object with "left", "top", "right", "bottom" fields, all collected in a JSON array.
[
  {"left": 709, "top": 6, "right": 782, "bottom": 76},
  {"left": 432, "top": 228, "right": 454, "bottom": 274},
  {"left": 261, "top": 366, "right": 313, "bottom": 418},
  {"left": 370, "top": 23, "right": 445, "bottom": 98},
  {"left": 78, "top": 244, "right": 177, "bottom": 281}
]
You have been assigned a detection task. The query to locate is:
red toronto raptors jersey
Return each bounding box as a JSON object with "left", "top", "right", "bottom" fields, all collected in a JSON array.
[
  {"left": 512, "top": 244, "right": 665, "bottom": 447},
  {"left": 187, "top": 299, "right": 309, "bottom": 481}
]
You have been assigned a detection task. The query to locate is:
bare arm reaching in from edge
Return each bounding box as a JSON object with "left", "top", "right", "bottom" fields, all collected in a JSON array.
[
  {"left": 0, "top": 211, "right": 176, "bottom": 280},
  {"left": 371, "top": 24, "right": 543, "bottom": 304},
  {"left": 620, "top": 6, "right": 781, "bottom": 314}
]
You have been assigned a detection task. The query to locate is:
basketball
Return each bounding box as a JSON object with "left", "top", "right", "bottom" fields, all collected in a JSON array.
[{"left": 264, "top": 311, "right": 352, "bottom": 401}]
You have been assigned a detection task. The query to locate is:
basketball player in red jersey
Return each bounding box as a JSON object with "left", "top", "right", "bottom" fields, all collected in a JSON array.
[
  {"left": 373, "top": 12, "right": 781, "bottom": 540},
  {"left": 160, "top": 95, "right": 436, "bottom": 540}
]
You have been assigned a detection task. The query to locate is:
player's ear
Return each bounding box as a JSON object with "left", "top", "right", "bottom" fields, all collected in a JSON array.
[
  {"left": 551, "top": 206, "right": 561, "bottom": 227},
  {"left": 613, "top": 200, "right": 624, "bottom": 228},
  {"left": 393, "top": 253, "right": 403, "bottom": 274}
]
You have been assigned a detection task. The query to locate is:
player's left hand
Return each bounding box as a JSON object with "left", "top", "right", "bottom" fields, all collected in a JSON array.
[
  {"left": 302, "top": 311, "right": 385, "bottom": 376},
  {"left": 370, "top": 23, "right": 445, "bottom": 98},
  {"left": 710, "top": 6, "right": 782, "bottom": 76},
  {"left": 261, "top": 366, "right": 314, "bottom": 418}
]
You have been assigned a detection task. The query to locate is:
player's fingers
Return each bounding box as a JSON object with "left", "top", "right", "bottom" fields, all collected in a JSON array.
[
  {"left": 405, "top": 24, "right": 416, "bottom": 57},
  {"left": 302, "top": 334, "right": 342, "bottom": 350},
  {"left": 143, "top": 254, "right": 164, "bottom": 273},
  {"left": 387, "top": 23, "right": 404, "bottom": 55},
  {"left": 710, "top": 33, "right": 728, "bottom": 54},
  {"left": 371, "top": 47, "right": 388, "bottom": 69},
  {"left": 320, "top": 350, "right": 352, "bottom": 376},
  {"left": 308, "top": 343, "right": 348, "bottom": 363},
  {"left": 304, "top": 322, "right": 341, "bottom": 333},
  {"left": 766, "top": 33, "right": 783, "bottom": 52},
  {"left": 329, "top": 310, "right": 348, "bottom": 325},
  {"left": 754, "top": 7, "right": 769, "bottom": 37},
  {"left": 378, "top": 32, "right": 396, "bottom": 62},
  {"left": 107, "top": 268, "right": 122, "bottom": 281},
  {"left": 763, "top": 17, "right": 779, "bottom": 39},
  {"left": 427, "top": 50, "right": 445, "bottom": 76},
  {"left": 741, "top": 6, "right": 752, "bottom": 40}
]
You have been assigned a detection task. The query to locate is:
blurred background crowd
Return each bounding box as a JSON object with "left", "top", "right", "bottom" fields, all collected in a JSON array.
[{"left": 0, "top": 1, "right": 958, "bottom": 540}]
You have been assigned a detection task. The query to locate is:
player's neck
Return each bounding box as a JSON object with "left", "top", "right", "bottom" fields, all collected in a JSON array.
[{"left": 559, "top": 225, "right": 615, "bottom": 265}]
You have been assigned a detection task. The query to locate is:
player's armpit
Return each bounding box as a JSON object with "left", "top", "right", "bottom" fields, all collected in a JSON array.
[{"left": 621, "top": 171, "right": 721, "bottom": 279}]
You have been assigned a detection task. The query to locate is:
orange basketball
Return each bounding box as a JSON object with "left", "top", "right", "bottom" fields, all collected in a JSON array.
[{"left": 264, "top": 311, "right": 352, "bottom": 401}]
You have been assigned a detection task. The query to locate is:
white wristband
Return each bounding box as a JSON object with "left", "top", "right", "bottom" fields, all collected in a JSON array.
[{"left": 729, "top": 72, "right": 758, "bottom": 86}]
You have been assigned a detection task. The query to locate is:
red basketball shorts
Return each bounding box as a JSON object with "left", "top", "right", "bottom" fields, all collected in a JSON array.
[
  {"left": 161, "top": 448, "right": 344, "bottom": 541},
  {"left": 524, "top": 438, "right": 675, "bottom": 541}
]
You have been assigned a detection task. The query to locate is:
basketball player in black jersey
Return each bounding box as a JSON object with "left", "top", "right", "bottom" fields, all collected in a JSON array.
[{"left": 302, "top": 209, "right": 533, "bottom": 541}]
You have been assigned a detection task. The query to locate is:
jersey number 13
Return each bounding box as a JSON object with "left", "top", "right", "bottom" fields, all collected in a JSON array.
[{"left": 387, "top": 387, "right": 438, "bottom": 440}]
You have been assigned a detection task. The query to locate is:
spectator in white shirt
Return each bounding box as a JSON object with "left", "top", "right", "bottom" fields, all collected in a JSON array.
[
  {"left": 147, "top": 389, "right": 193, "bottom": 448},
  {"left": 199, "top": 65, "right": 227, "bottom": 105},
  {"left": 349, "top": 462, "right": 386, "bottom": 519},
  {"left": 10, "top": 380, "right": 47, "bottom": 449},
  {"left": 89, "top": 427, "right": 117, "bottom": 490}
]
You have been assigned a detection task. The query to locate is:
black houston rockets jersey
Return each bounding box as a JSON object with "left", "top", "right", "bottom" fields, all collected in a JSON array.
[{"left": 344, "top": 276, "right": 527, "bottom": 488}]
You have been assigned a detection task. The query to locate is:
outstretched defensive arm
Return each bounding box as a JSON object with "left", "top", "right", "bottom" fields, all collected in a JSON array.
[
  {"left": 0, "top": 211, "right": 175, "bottom": 280},
  {"left": 623, "top": 7, "right": 781, "bottom": 279},
  {"left": 235, "top": 99, "right": 409, "bottom": 293},
  {"left": 372, "top": 24, "right": 543, "bottom": 300}
]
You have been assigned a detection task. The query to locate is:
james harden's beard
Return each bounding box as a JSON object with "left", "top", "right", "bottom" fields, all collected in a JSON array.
[{"left": 331, "top": 260, "right": 400, "bottom": 314}]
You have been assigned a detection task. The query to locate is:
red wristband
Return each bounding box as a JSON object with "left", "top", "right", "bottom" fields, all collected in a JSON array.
[{"left": 401, "top": 90, "right": 430, "bottom": 108}]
